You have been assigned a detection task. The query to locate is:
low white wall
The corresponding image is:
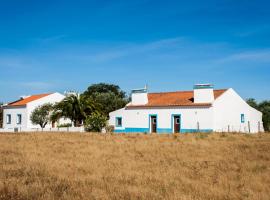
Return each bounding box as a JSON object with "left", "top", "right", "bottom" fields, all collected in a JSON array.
[
  {"left": 0, "top": 127, "right": 85, "bottom": 133},
  {"left": 109, "top": 106, "right": 213, "bottom": 132}
]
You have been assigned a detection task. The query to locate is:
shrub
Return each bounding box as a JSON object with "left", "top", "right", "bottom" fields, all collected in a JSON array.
[
  {"left": 57, "top": 123, "right": 72, "bottom": 128},
  {"left": 105, "top": 125, "right": 114, "bottom": 133},
  {"left": 84, "top": 113, "right": 107, "bottom": 132}
]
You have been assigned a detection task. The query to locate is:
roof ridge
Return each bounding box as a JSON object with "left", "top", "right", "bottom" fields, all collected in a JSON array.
[
  {"left": 149, "top": 89, "right": 228, "bottom": 95},
  {"left": 7, "top": 93, "right": 52, "bottom": 106}
]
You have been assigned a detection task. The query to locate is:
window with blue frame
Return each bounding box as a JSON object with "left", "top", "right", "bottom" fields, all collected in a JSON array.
[
  {"left": 116, "top": 117, "right": 122, "bottom": 127},
  {"left": 241, "top": 114, "right": 245, "bottom": 123},
  {"left": 6, "top": 114, "right": 11, "bottom": 124}
]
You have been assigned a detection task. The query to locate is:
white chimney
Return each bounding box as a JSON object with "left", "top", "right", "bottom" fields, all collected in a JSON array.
[
  {"left": 131, "top": 86, "right": 148, "bottom": 105},
  {"left": 193, "top": 84, "right": 214, "bottom": 103}
]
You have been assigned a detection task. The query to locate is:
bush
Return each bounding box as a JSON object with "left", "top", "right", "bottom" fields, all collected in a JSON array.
[
  {"left": 57, "top": 123, "right": 72, "bottom": 128},
  {"left": 84, "top": 113, "right": 107, "bottom": 132},
  {"left": 105, "top": 125, "right": 114, "bottom": 133}
]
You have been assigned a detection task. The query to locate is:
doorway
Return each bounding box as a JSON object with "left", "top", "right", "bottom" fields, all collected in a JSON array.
[
  {"left": 150, "top": 116, "right": 157, "bottom": 133},
  {"left": 173, "top": 115, "right": 180, "bottom": 133}
]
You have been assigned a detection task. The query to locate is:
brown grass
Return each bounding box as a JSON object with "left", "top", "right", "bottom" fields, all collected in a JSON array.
[{"left": 0, "top": 132, "right": 270, "bottom": 200}]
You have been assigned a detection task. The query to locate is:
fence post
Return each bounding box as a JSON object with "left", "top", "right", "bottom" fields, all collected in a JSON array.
[
  {"left": 248, "top": 121, "right": 251, "bottom": 133},
  {"left": 228, "top": 125, "right": 230, "bottom": 132},
  {"left": 197, "top": 122, "right": 200, "bottom": 132}
]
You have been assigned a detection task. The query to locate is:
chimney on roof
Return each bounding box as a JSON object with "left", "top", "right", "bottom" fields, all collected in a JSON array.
[
  {"left": 131, "top": 85, "right": 148, "bottom": 105},
  {"left": 193, "top": 84, "right": 214, "bottom": 103},
  {"left": 19, "top": 95, "right": 30, "bottom": 100}
]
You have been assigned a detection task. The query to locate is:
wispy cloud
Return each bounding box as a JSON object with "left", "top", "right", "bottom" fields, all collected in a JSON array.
[
  {"left": 20, "top": 81, "right": 53, "bottom": 90},
  {"left": 234, "top": 25, "right": 270, "bottom": 37},
  {"left": 73, "top": 37, "right": 185, "bottom": 63},
  {"left": 215, "top": 49, "right": 270, "bottom": 64},
  {"left": 33, "top": 34, "right": 67, "bottom": 45}
]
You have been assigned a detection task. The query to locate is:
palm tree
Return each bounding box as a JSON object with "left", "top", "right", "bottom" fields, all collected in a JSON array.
[{"left": 52, "top": 93, "right": 99, "bottom": 127}]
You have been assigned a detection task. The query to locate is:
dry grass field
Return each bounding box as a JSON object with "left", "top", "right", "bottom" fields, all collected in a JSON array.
[{"left": 0, "top": 132, "right": 270, "bottom": 200}]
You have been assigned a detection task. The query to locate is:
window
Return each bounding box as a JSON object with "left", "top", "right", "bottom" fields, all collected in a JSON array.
[
  {"left": 116, "top": 117, "right": 122, "bottom": 127},
  {"left": 17, "top": 114, "right": 22, "bottom": 124},
  {"left": 176, "top": 118, "right": 180, "bottom": 124},
  {"left": 6, "top": 114, "right": 11, "bottom": 124},
  {"left": 241, "top": 114, "right": 245, "bottom": 123}
]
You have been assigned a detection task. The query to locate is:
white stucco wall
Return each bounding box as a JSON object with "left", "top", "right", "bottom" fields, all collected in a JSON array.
[
  {"left": 131, "top": 92, "right": 148, "bottom": 105},
  {"left": 109, "top": 106, "right": 214, "bottom": 133},
  {"left": 194, "top": 88, "right": 214, "bottom": 103},
  {"left": 3, "top": 106, "right": 28, "bottom": 129},
  {"left": 213, "top": 88, "right": 263, "bottom": 133},
  {"left": 2, "top": 92, "right": 67, "bottom": 129}
]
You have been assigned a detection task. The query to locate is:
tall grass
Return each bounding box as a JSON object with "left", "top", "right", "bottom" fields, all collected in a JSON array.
[{"left": 0, "top": 132, "right": 269, "bottom": 200}]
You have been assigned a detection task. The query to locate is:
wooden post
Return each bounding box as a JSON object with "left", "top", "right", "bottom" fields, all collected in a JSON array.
[
  {"left": 248, "top": 121, "right": 251, "bottom": 133},
  {"left": 197, "top": 122, "right": 200, "bottom": 132},
  {"left": 228, "top": 125, "right": 230, "bottom": 132}
]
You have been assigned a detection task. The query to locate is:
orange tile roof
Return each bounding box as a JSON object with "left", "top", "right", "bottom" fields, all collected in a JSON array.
[
  {"left": 127, "top": 89, "right": 227, "bottom": 108},
  {"left": 7, "top": 93, "right": 52, "bottom": 107}
]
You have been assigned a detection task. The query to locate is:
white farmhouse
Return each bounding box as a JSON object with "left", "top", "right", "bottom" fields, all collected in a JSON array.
[
  {"left": 2, "top": 92, "right": 66, "bottom": 130},
  {"left": 109, "top": 84, "right": 264, "bottom": 133}
]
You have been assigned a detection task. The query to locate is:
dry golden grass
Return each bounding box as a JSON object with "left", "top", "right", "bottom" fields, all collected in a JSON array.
[{"left": 0, "top": 132, "right": 270, "bottom": 200}]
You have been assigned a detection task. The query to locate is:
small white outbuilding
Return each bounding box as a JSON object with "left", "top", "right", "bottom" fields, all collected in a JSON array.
[
  {"left": 2, "top": 92, "right": 66, "bottom": 131},
  {"left": 109, "top": 84, "right": 264, "bottom": 133}
]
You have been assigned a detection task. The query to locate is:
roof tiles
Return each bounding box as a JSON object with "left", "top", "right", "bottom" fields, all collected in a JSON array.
[
  {"left": 127, "top": 89, "right": 227, "bottom": 108},
  {"left": 7, "top": 93, "right": 52, "bottom": 106}
]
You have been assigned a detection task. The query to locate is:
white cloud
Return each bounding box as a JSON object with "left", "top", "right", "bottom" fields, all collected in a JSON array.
[{"left": 215, "top": 49, "right": 270, "bottom": 64}]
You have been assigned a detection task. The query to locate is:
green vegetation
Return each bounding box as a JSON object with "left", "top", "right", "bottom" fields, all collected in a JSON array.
[
  {"left": 247, "top": 98, "right": 270, "bottom": 131},
  {"left": 84, "top": 112, "right": 107, "bottom": 132},
  {"left": 50, "top": 83, "right": 128, "bottom": 131},
  {"left": 30, "top": 103, "right": 54, "bottom": 128},
  {"left": 83, "top": 83, "right": 129, "bottom": 117},
  {"left": 0, "top": 102, "right": 3, "bottom": 128},
  {"left": 52, "top": 94, "right": 98, "bottom": 127}
]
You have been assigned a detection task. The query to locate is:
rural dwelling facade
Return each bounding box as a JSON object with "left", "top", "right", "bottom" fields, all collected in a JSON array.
[
  {"left": 2, "top": 93, "right": 66, "bottom": 131},
  {"left": 109, "top": 84, "right": 264, "bottom": 133}
]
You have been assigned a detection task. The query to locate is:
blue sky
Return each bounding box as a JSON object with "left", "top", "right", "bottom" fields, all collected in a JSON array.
[{"left": 0, "top": 0, "right": 269, "bottom": 102}]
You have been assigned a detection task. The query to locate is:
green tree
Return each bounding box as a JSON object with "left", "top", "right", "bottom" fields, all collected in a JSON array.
[
  {"left": 246, "top": 98, "right": 258, "bottom": 109},
  {"left": 0, "top": 103, "right": 3, "bottom": 128},
  {"left": 247, "top": 99, "right": 270, "bottom": 131},
  {"left": 258, "top": 101, "right": 270, "bottom": 131},
  {"left": 30, "top": 103, "right": 53, "bottom": 128},
  {"left": 83, "top": 83, "right": 128, "bottom": 117},
  {"left": 84, "top": 112, "right": 107, "bottom": 132},
  {"left": 52, "top": 94, "right": 98, "bottom": 127}
]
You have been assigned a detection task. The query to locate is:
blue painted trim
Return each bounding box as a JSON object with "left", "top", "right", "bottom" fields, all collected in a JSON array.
[
  {"left": 114, "top": 128, "right": 148, "bottom": 133},
  {"left": 148, "top": 114, "right": 157, "bottom": 133},
  {"left": 181, "top": 129, "right": 213, "bottom": 133},
  {"left": 193, "top": 85, "right": 213, "bottom": 89},
  {"left": 171, "top": 114, "right": 181, "bottom": 133},
  {"left": 6, "top": 114, "right": 11, "bottom": 124},
  {"left": 114, "top": 128, "right": 213, "bottom": 133},
  {"left": 157, "top": 128, "right": 172, "bottom": 133},
  {"left": 17, "top": 114, "right": 22, "bottom": 124},
  {"left": 115, "top": 117, "right": 122, "bottom": 127},
  {"left": 131, "top": 88, "right": 147, "bottom": 93},
  {"left": 241, "top": 114, "right": 245, "bottom": 123}
]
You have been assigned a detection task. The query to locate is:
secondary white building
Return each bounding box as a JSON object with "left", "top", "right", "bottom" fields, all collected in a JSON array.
[
  {"left": 109, "top": 84, "right": 264, "bottom": 133},
  {"left": 2, "top": 92, "right": 66, "bottom": 130}
]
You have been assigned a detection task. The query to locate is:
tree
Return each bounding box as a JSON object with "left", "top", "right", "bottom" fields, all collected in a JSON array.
[
  {"left": 0, "top": 103, "right": 3, "bottom": 128},
  {"left": 30, "top": 103, "right": 53, "bottom": 128},
  {"left": 52, "top": 93, "right": 98, "bottom": 127},
  {"left": 246, "top": 98, "right": 258, "bottom": 110},
  {"left": 83, "top": 83, "right": 128, "bottom": 117},
  {"left": 258, "top": 101, "right": 270, "bottom": 131},
  {"left": 84, "top": 112, "right": 107, "bottom": 132},
  {"left": 247, "top": 99, "right": 270, "bottom": 131}
]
